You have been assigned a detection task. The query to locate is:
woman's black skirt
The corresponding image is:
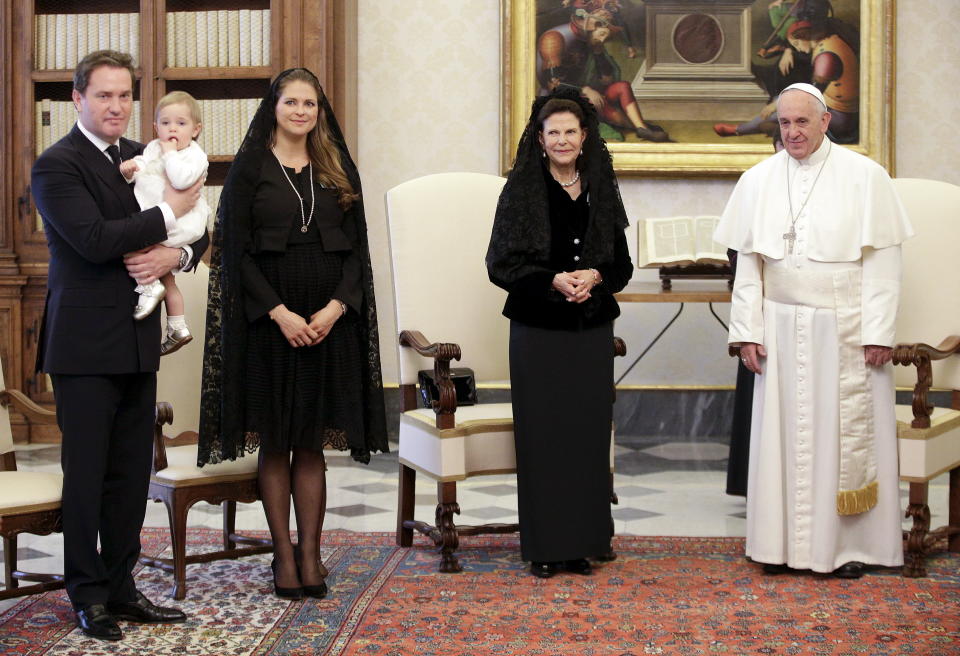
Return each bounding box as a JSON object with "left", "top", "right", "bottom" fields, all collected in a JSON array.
[
  {"left": 244, "top": 242, "right": 365, "bottom": 454},
  {"left": 509, "top": 319, "right": 614, "bottom": 562}
]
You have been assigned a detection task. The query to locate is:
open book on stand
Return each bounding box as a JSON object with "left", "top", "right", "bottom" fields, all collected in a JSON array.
[{"left": 636, "top": 216, "right": 732, "bottom": 289}]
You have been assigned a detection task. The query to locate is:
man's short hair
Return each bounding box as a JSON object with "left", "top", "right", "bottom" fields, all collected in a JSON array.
[{"left": 73, "top": 50, "right": 136, "bottom": 95}]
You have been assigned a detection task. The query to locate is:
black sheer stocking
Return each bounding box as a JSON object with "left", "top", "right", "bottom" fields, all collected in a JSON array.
[
  {"left": 292, "top": 448, "right": 327, "bottom": 587},
  {"left": 258, "top": 448, "right": 298, "bottom": 588}
]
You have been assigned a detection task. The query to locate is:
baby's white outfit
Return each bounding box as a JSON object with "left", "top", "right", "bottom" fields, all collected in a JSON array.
[{"left": 127, "top": 139, "right": 209, "bottom": 317}]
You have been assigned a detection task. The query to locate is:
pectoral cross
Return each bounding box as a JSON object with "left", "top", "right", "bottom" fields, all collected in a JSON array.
[{"left": 783, "top": 225, "right": 797, "bottom": 254}]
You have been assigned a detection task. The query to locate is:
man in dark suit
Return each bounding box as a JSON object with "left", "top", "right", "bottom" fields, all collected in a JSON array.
[{"left": 30, "top": 50, "right": 208, "bottom": 641}]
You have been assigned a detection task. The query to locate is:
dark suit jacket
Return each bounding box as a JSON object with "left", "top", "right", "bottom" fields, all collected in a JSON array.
[{"left": 31, "top": 124, "right": 209, "bottom": 375}]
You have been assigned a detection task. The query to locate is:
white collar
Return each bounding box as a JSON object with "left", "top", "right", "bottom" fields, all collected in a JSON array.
[
  {"left": 789, "top": 136, "right": 832, "bottom": 168},
  {"left": 76, "top": 120, "right": 119, "bottom": 154}
]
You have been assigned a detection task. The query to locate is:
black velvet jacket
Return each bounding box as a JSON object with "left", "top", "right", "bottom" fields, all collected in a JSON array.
[{"left": 498, "top": 166, "right": 632, "bottom": 331}]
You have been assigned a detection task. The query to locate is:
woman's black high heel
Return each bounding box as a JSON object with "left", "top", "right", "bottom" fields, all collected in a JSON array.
[
  {"left": 294, "top": 544, "right": 328, "bottom": 599},
  {"left": 271, "top": 559, "right": 304, "bottom": 600}
]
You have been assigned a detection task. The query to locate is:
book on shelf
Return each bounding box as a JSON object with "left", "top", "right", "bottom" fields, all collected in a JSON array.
[
  {"left": 195, "top": 11, "right": 208, "bottom": 67},
  {"left": 35, "top": 15, "right": 47, "bottom": 70},
  {"left": 97, "top": 14, "right": 110, "bottom": 52},
  {"left": 637, "top": 216, "right": 728, "bottom": 268},
  {"left": 54, "top": 14, "right": 67, "bottom": 69},
  {"left": 185, "top": 13, "right": 198, "bottom": 67},
  {"left": 206, "top": 12, "right": 218, "bottom": 66},
  {"left": 227, "top": 10, "right": 241, "bottom": 67},
  {"left": 238, "top": 9, "right": 251, "bottom": 67},
  {"left": 250, "top": 11, "right": 263, "bottom": 66},
  {"left": 65, "top": 15, "right": 78, "bottom": 70},
  {"left": 262, "top": 11, "right": 270, "bottom": 64},
  {"left": 217, "top": 10, "right": 229, "bottom": 67}
]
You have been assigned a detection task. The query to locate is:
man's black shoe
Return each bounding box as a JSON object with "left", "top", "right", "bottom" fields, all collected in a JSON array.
[
  {"left": 75, "top": 604, "right": 123, "bottom": 641},
  {"left": 107, "top": 591, "right": 187, "bottom": 623},
  {"left": 833, "top": 561, "right": 865, "bottom": 579}
]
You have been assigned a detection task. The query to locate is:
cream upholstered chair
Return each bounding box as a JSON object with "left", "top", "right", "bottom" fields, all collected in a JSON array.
[
  {"left": 386, "top": 172, "right": 624, "bottom": 572},
  {"left": 141, "top": 262, "right": 270, "bottom": 599},
  {"left": 0, "top": 356, "right": 62, "bottom": 599},
  {"left": 891, "top": 178, "right": 960, "bottom": 577}
]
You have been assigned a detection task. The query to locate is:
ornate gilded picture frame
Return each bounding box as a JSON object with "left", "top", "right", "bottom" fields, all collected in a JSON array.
[{"left": 502, "top": 0, "right": 895, "bottom": 176}]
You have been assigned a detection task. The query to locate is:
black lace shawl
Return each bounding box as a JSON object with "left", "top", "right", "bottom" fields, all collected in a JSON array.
[
  {"left": 486, "top": 87, "right": 629, "bottom": 288},
  {"left": 197, "top": 68, "right": 388, "bottom": 466}
]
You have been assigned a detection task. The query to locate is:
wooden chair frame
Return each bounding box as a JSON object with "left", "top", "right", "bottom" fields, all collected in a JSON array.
[
  {"left": 396, "top": 329, "right": 626, "bottom": 572},
  {"left": 139, "top": 402, "right": 272, "bottom": 600},
  {"left": 893, "top": 337, "right": 960, "bottom": 577},
  {"left": 0, "top": 389, "right": 63, "bottom": 600}
]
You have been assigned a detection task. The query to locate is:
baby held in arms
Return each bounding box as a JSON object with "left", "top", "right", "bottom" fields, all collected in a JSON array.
[{"left": 120, "top": 91, "right": 209, "bottom": 355}]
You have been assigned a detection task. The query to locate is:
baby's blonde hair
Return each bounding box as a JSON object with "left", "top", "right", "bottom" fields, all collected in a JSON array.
[{"left": 155, "top": 90, "right": 202, "bottom": 126}]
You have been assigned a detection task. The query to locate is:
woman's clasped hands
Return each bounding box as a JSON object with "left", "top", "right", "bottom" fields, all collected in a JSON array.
[
  {"left": 552, "top": 269, "right": 598, "bottom": 303},
  {"left": 268, "top": 301, "right": 342, "bottom": 348}
]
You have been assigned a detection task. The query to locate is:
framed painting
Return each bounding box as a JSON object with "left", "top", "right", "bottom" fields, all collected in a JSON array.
[{"left": 502, "top": 0, "right": 895, "bottom": 176}]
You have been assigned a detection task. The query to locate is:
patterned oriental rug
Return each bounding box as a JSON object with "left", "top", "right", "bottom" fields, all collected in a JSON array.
[{"left": 0, "top": 529, "right": 957, "bottom": 655}]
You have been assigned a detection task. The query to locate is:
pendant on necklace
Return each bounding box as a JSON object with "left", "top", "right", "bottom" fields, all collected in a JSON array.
[
  {"left": 783, "top": 225, "right": 797, "bottom": 254},
  {"left": 301, "top": 225, "right": 308, "bottom": 233}
]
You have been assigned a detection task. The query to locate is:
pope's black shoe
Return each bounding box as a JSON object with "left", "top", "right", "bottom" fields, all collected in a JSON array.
[
  {"left": 564, "top": 558, "right": 593, "bottom": 575},
  {"left": 762, "top": 563, "right": 792, "bottom": 575},
  {"left": 75, "top": 604, "right": 123, "bottom": 641},
  {"left": 530, "top": 561, "right": 560, "bottom": 578},
  {"left": 833, "top": 561, "right": 865, "bottom": 579},
  {"left": 107, "top": 591, "right": 187, "bottom": 623}
]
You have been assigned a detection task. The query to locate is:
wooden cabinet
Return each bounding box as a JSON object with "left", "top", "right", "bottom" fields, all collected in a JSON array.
[{"left": 2, "top": 0, "right": 352, "bottom": 442}]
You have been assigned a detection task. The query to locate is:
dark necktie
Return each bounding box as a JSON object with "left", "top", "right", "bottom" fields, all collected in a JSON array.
[{"left": 105, "top": 144, "right": 122, "bottom": 167}]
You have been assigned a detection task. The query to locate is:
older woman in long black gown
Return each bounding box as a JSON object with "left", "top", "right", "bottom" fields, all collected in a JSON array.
[{"left": 487, "top": 89, "right": 633, "bottom": 578}]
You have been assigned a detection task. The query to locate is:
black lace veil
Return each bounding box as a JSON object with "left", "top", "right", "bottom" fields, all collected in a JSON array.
[
  {"left": 486, "top": 87, "right": 628, "bottom": 287},
  {"left": 197, "top": 68, "right": 388, "bottom": 465}
]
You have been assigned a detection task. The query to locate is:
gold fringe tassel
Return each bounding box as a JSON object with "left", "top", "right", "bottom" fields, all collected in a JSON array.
[{"left": 836, "top": 480, "right": 878, "bottom": 516}]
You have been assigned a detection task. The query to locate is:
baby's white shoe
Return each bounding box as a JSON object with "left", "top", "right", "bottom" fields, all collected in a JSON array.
[
  {"left": 160, "top": 326, "right": 192, "bottom": 356},
  {"left": 134, "top": 281, "right": 166, "bottom": 320}
]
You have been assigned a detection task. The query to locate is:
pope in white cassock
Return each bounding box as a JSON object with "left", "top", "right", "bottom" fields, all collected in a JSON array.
[{"left": 714, "top": 83, "right": 913, "bottom": 578}]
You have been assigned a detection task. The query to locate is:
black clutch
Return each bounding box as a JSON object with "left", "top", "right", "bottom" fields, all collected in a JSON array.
[{"left": 418, "top": 368, "right": 478, "bottom": 408}]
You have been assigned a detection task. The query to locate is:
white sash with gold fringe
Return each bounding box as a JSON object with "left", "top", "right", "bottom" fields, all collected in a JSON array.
[{"left": 764, "top": 266, "right": 878, "bottom": 516}]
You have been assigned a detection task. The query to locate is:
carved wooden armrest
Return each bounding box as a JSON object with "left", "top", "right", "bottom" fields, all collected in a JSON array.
[
  {"left": 892, "top": 335, "right": 960, "bottom": 429},
  {"left": 152, "top": 402, "right": 174, "bottom": 473},
  {"left": 613, "top": 336, "right": 627, "bottom": 358},
  {"left": 399, "top": 330, "right": 462, "bottom": 428},
  {"left": 0, "top": 388, "right": 57, "bottom": 425}
]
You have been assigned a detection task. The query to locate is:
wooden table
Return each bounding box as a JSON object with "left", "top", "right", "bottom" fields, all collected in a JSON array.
[{"left": 613, "top": 281, "right": 732, "bottom": 383}]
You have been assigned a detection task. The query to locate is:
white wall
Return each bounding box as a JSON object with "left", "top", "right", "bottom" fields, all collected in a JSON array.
[{"left": 358, "top": 0, "right": 960, "bottom": 387}]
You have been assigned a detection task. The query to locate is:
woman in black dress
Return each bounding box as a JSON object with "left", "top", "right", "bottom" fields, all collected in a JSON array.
[
  {"left": 198, "top": 69, "right": 387, "bottom": 599},
  {"left": 486, "top": 89, "right": 633, "bottom": 578}
]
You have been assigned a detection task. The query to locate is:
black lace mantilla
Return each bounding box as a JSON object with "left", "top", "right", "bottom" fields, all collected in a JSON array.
[
  {"left": 486, "top": 87, "right": 628, "bottom": 288},
  {"left": 197, "top": 68, "right": 388, "bottom": 466}
]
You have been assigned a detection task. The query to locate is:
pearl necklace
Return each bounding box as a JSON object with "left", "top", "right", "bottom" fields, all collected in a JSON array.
[
  {"left": 272, "top": 150, "right": 315, "bottom": 233},
  {"left": 556, "top": 169, "right": 580, "bottom": 188}
]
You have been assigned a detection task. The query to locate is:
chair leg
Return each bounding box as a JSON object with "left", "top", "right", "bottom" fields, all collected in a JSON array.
[
  {"left": 397, "top": 463, "right": 416, "bottom": 547},
  {"left": 950, "top": 467, "right": 960, "bottom": 553},
  {"left": 903, "top": 481, "right": 930, "bottom": 577},
  {"left": 164, "top": 495, "right": 191, "bottom": 600},
  {"left": 223, "top": 501, "right": 237, "bottom": 552},
  {"left": 436, "top": 481, "right": 462, "bottom": 573},
  {"left": 3, "top": 535, "right": 17, "bottom": 592}
]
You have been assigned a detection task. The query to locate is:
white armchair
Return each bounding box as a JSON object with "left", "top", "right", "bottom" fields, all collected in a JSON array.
[
  {"left": 386, "top": 172, "right": 623, "bottom": 572},
  {"left": 141, "top": 261, "right": 270, "bottom": 599},
  {"left": 891, "top": 178, "right": 960, "bottom": 576},
  {"left": 0, "top": 355, "right": 62, "bottom": 599}
]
